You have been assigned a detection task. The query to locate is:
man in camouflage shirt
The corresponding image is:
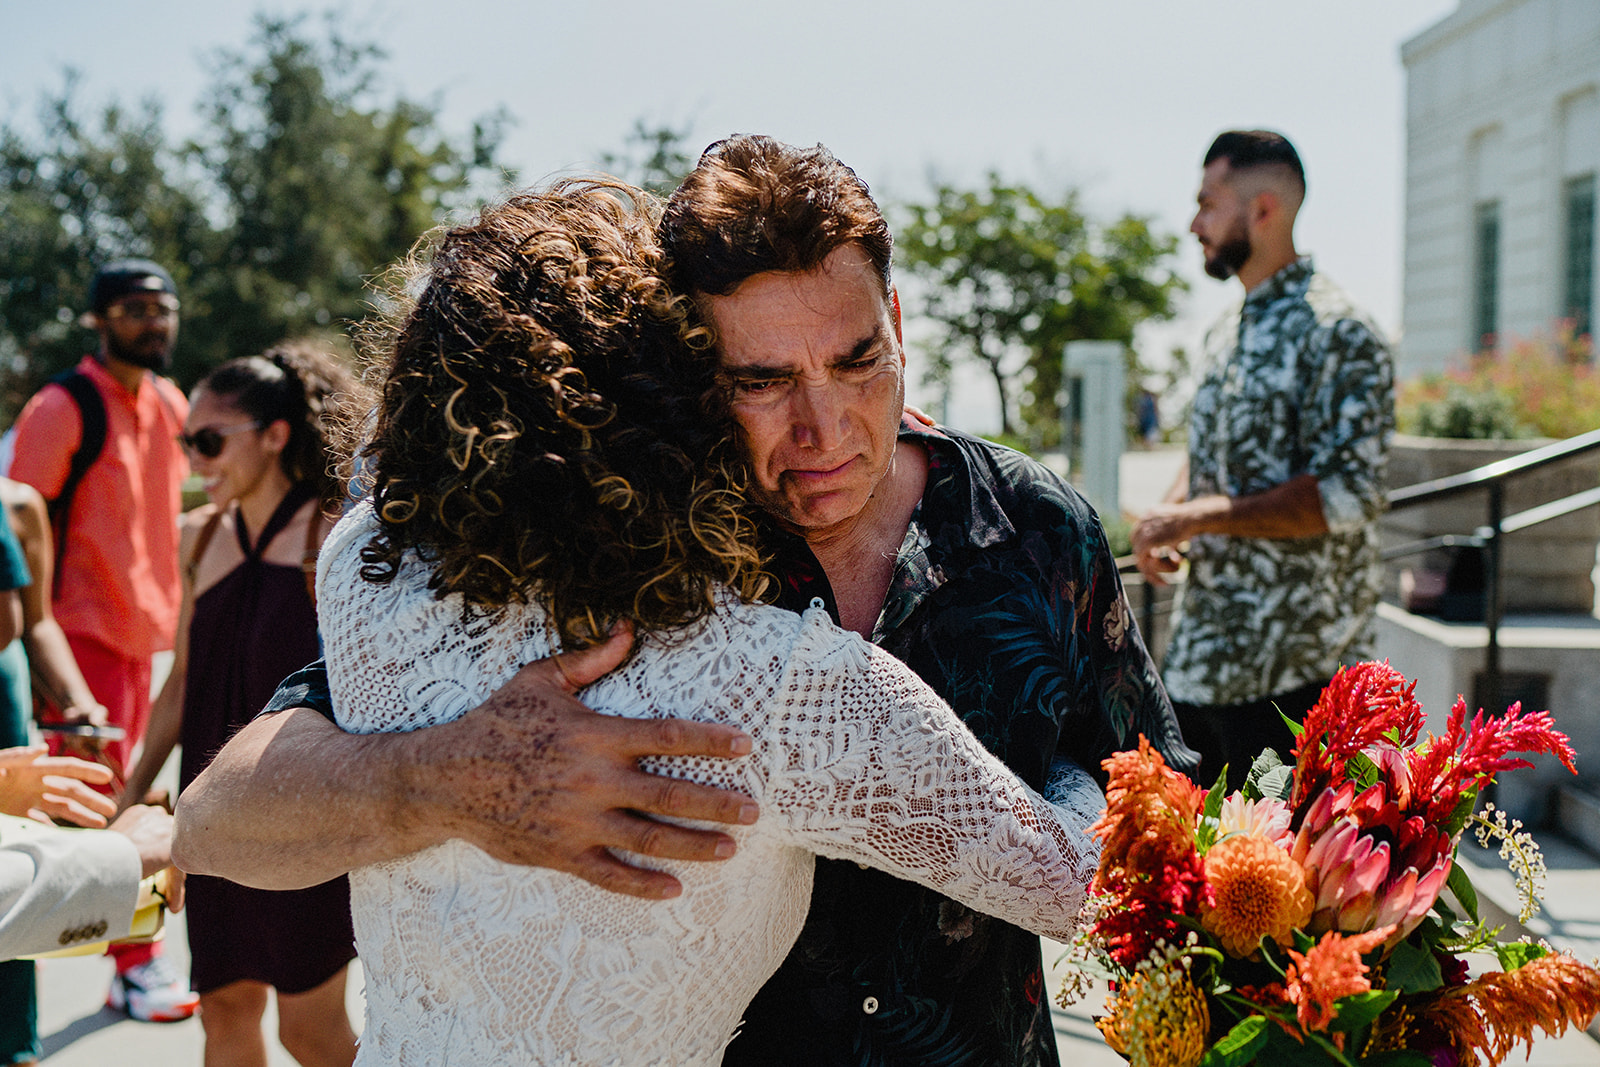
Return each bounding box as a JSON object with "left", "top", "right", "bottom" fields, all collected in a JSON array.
[{"left": 1132, "top": 130, "right": 1394, "bottom": 791}]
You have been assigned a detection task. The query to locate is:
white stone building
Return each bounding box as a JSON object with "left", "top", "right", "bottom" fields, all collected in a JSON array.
[{"left": 1400, "top": 0, "right": 1599, "bottom": 378}]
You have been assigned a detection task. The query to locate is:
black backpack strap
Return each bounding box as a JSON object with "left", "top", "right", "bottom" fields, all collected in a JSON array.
[{"left": 43, "top": 370, "right": 108, "bottom": 585}]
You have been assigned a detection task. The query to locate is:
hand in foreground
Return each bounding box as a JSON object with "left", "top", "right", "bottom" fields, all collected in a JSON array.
[
  {"left": 411, "top": 624, "right": 760, "bottom": 900},
  {"left": 0, "top": 745, "right": 116, "bottom": 827},
  {"left": 60, "top": 701, "right": 110, "bottom": 728},
  {"left": 110, "top": 805, "right": 184, "bottom": 911}
]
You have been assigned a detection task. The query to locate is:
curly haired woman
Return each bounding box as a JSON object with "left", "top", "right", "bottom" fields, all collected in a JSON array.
[{"left": 317, "top": 180, "right": 1103, "bottom": 1066}]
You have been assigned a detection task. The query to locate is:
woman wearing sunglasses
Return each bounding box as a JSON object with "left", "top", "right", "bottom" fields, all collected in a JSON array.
[{"left": 121, "top": 346, "right": 359, "bottom": 1067}]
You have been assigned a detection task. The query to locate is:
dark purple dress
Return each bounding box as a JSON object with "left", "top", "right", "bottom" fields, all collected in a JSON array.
[{"left": 179, "top": 484, "right": 355, "bottom": 995}]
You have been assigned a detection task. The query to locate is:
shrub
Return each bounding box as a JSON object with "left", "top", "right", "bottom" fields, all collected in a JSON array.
[{"left": 1397, "top": 327, "right": 1600, "bottom": 439}]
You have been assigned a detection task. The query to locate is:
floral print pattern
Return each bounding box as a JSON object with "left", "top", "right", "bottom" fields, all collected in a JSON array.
[{"left": 1162, "top": 258, "right": 1394, "bottom": 707}]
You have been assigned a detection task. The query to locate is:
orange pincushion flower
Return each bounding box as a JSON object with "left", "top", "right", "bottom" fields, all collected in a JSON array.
[
  {"left": 1282, "top": 926, "right": 1392, "bottom": 1032},
  {"left": 1098, "top": 962, "right": 1209, "bottom": 1067},
  {"left": 1200, "top": 834, "right": 1313, "bottom": 958}
]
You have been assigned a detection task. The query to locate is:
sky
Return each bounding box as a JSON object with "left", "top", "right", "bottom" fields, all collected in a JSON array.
[{"left": 1, "top": 0, "right": 1460, "bottom": 433}]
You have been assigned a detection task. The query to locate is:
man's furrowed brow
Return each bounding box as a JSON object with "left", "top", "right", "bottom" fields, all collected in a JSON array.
[
  {"left": 829, "top": 327, "right": 889, "bottom": 367},
  {"left": 720, "top": 362, "right": 790, "bottom": 380}
]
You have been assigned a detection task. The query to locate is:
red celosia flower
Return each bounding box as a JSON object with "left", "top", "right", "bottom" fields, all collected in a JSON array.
[
  {"left": 1092, "top": 737, "right": 1211, "bottom": 968},
  {"left": 1290, "top": 662, "right": 1422, "bottom": 813},
  {"left": 1405, "top": 697, "right": 1576, "bottom": 826}
]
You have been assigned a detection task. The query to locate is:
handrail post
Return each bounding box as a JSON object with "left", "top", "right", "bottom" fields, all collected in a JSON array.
[
  {"left": 1483, "top": 481, "right": 1504, "bottom": 713},
  {"left": 1141, "top": 575, "right": 1156, "bottom": 660}
]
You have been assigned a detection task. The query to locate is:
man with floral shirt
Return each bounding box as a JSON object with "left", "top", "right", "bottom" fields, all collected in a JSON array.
[
  {"left": 1132, "top": 130, "right": 1394, "bottom": 793},
  {"left": 181, "top": 137, "right": 1195, "bottom": 1066}
]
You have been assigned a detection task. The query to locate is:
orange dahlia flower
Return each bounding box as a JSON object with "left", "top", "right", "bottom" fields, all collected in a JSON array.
[{"left": 1200, "top": 833, "right": 1313, "bottom": 958}]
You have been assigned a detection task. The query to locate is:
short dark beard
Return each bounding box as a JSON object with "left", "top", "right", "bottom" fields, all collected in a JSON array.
[
  {"left": 1203, "top": 232, "right": 1252, "bottom": 281},
  {"left": 103, "top": 327, "right": 174, "bottom": 372}
]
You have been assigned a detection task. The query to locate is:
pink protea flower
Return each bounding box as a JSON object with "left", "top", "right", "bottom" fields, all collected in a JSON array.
[
  {"left": 1292, "top": 773, "right": 1455, "bottom": 946},
  {"left": 1284, "top": 661, "right": 1578, "bottom": 951}
]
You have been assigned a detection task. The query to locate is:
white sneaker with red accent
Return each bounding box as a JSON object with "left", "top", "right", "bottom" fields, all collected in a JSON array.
[{"left": 106, "top": 955, "right": 200, "bottom": 1022}]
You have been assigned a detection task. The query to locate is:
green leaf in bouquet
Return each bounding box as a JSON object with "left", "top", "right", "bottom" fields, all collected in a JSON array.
[
  {"left": 1360, "top": 1051, "right": 1435, "bottom": 1067},
  {"left": 1445, "top": 860, "right": 1479, "bottom": 925},
  {"left": 1257, "top": 765, "right": 1293, "bottom": 803},
  {"left": 1245, "top": 748, "right": 1293, "bottom": 803},
  {"left": 1197, "top": 769, "right": 1229, "bottom": 851},
  {"left": 1345, "top": 751, "right": 1378, "bottom": 791},
  {"left": 1196, "top": 1015, "right": 1269, "bottom": 1067},
  {"left": 1328, "top": 989, "right": 1397, "bottom": 1034},
  {"left": 1276, "top": 705, "right": 1305, "bottom": 738},
  {"left": 1493, "top": 938, "right": 1550, "bottom": 971},
  {"left": 1383, "top": 938, "right": 1444, "bottom": 994},
  {"left": 1441, "top": 788, "right": 1478, "bottom": 837},
  {"left": 1259, "top": 1020, "right": 1356, "bottom": 1067}
]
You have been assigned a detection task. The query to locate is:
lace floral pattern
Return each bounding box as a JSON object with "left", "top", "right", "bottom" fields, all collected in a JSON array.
[{"left": 319, "top": 503, "right": 1101, "bottom": 1067}]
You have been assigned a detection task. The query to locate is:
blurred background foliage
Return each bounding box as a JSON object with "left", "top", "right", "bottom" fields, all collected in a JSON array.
[
  {"left": 0, "top": 13, "right": 512, "bottom": 418},
  {"left": 1396, "top": 327, "right": 1599, "bottom": 440},
  {"left": 1, "top": 18, "right": 1190, "bottom": 455}
]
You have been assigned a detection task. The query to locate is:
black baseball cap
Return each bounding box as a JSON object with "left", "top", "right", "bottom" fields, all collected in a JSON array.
[{"left": 88, "top": 259, "right": 178, "bottom": 314}]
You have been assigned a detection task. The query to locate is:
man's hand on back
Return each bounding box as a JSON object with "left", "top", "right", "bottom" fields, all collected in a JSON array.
[
  {"left": 401, "top": 624, "right": 760, "bottom": 899},
  {"left": 176, "top": 626, "right": 759, "bottom": 900}
]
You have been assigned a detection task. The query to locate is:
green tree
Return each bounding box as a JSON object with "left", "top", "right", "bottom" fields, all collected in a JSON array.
[
  {"left": 897, "top": 174, "right": 1185, "bottom": 447},
  {"left": 0, "top": 77, "right": 212, "bottom": 413},
  {"left": 184, "top": 14, "right": 513, "bottom": 384},
  {"left": 0, "top": 14, "right": 512, "bottom": 417},
  {"left": 598, "top": 118, "right": 696, "bottom": 197}
]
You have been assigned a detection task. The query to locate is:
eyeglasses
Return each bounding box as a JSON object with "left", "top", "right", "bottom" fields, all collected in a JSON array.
[
  {"left": 178, "top": 422, "right": 261, "bottom": 459},
  {"left": 104, "top": 299, "right": 181, "bottom": 322}
]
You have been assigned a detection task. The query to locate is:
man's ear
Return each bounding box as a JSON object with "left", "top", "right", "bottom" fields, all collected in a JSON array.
[
  {"left": 1249, "top": 189, "right": 1279, "bottom": 233},
  {"left": 891, "top": 289, "right": 904, "bottom": 346},
  {"left": 78, "top": 311, "right": 102, "bottom": 331}
]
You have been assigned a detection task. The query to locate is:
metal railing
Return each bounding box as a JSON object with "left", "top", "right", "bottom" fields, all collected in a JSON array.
[{"left": 1119, "top": 426, "right": 1600, "bottom": 711}]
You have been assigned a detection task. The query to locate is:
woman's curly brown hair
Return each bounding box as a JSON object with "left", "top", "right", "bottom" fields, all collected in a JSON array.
[{"left": 355, "top": 179, "right": 767, "bottom": 647}]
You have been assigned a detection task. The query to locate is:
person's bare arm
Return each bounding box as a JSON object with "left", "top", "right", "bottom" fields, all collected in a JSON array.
[
  {"left": 1131, "top": 472, "right": 1328, "bottom": 585},
  {"left": 0, "top": 590, "right": 19, "bottom": 650},
  {"left": 2, "top": 481, "right": 105, "bottom": 723},
  {"left": 173, "top": 628, "right": 760, "bottom": 900},
  {"left": 119, "top": 512, "right": 205, "bottom": 812}
]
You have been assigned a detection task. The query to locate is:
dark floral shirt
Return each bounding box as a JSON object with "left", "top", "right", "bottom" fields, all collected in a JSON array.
[
  {"left": 265, "top": 419, "right": 1194, "bottom": 1067},
  {"left": 725, "top": 420, "right": 1191, "bottom": 1067},
  {"left": 1163, "top": 258, "right": 1394, "bottom": 706}
]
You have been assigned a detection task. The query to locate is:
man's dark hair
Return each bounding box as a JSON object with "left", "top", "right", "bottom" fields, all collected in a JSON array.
[
  {"left": 660, "top": 134, "right": 892, "bottom": 297},
  {"left": 1204, "top": 130, "right": 1305, "bottom": 195}
]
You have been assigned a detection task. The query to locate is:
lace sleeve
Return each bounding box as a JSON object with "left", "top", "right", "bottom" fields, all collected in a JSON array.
[{"left": 761, "top": 609, "right": 1103, "bottom": 942}]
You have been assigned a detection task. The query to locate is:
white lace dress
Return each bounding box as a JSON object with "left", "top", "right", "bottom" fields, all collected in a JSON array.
[{"left": 319, "top": 503, "right": 1103, "bottom": 1067}]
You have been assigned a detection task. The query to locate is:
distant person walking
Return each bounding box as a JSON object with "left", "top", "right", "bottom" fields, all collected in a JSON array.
[
  {"left": 1130, "top": 131, "right": 1394, "bottom": 792},
  {"left": 8, "top": 259, "right": 197, "bottom": 1021},
  {"left": 121, "top": 346, "right": 358, "bottom": 1066},
  {"left": 1135, "top": 379, "right": 1162, "bottom": 449}
]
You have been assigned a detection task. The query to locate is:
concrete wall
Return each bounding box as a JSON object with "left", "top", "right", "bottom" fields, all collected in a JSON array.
[{"left": 1401, "top": 0, "right": 1600, "bottom": 376}]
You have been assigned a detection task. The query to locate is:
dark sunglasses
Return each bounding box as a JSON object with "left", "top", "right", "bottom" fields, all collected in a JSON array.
[{"left": 178, "top": 421, "right": 261, "bottom": 459}]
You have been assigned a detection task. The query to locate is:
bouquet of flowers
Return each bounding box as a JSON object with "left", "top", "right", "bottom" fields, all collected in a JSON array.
[{"left": 1058, "top": 661, "right": 1600, "bottom": 1067}]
